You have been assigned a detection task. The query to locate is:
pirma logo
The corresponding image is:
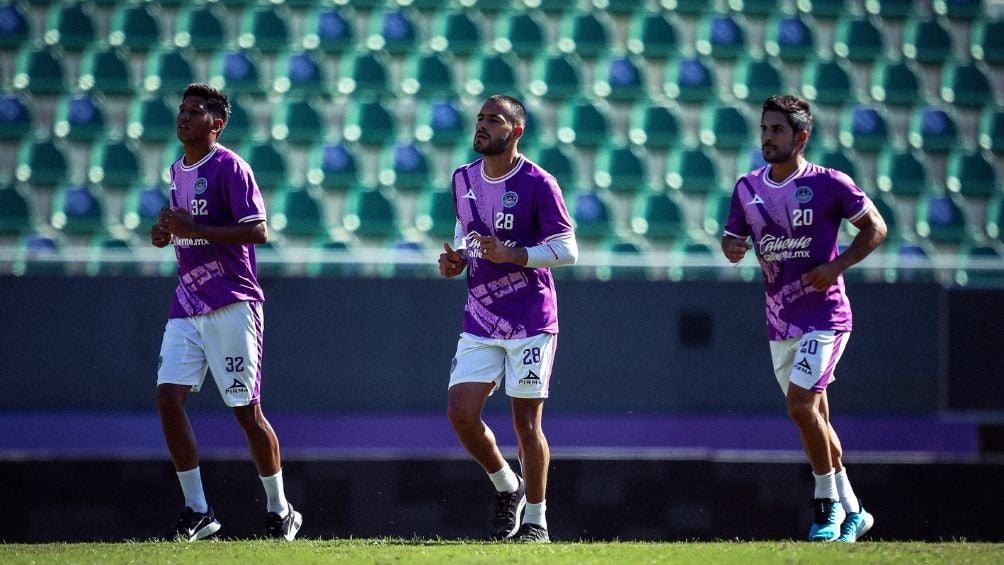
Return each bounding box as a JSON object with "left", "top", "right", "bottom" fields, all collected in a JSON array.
[
  {"left": 795, "top": 357, "right": 813, "bottom": 375},
  {"left": 519, "top": 370, "right": 540, "bottom": 385},
  {"left": 226, "top": 378, "right": 248, "bottom": 395}
]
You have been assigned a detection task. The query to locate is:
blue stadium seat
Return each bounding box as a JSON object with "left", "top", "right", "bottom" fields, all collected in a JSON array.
[
  {"left": 53, "top": 93, "right": 106, "bottom": 142},
  {"left": 210, "top": 49, "right": 266, "bottom": 96},
  {"left": 695, "top": 12, "right": 748, "bottom": 60},
  {"left": 369, "top": 9, "right": 419, "bottom": 55},
  {"left": 122, "top": 183, "right": 169, "bottom": 234},
  {"left": 594, "top": 55, "right": 649, "bottom": 102},
  {"left": 908, "top": 106, "right": 960, "bottom": 153},
  {"left": 50, "top": 183, "right": 107, "bottom": 236},
  {"left": 916, "top": 192, "right": 972, "bottom": 244},
  {"left": 568, "top": 190, "right": 614, "bottom": 241},
  {"left": 0, "top": 2, "right": 30, "bottom": 50},
  {"left": 380, "top": 141, "right": 432, "bottom": 193},
  {"left": 273, "top": 50, "right": 329, "bottom": 96},
  {"left": 307, "top": 140, "right": 359, "bottom": 193},
  {"left": 13, "top": 233, "right": 66, "bottom": 276},
  {"left": 839, "top": 104, "right": 890, "bottom": 153},
  {"left": 302, "top": 6, "right": 354, "bottom": 54},
  {"left": 0, "top": 94, "right": 33, "bottom": 143},
  {"left": 764, "top": 14, "right": 816, "bottom": 62},
  {"left": 415, "top": 98, "right": 466, "bottom": 147}
]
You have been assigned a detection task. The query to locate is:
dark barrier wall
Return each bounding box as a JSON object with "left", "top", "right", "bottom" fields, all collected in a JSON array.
[{"left": 0, "top": 276, "right": 959, "bottom": 414}]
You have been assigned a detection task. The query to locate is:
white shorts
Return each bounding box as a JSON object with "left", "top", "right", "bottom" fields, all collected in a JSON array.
[
  {"left": 157, "top": 300, "right": 264, "bottom": 407},
  {"left": 449, "top": 332, "right": 557, "bottom": 399},
  {"left": 769, "top": 330, "right": 850, "bottom": 394}
]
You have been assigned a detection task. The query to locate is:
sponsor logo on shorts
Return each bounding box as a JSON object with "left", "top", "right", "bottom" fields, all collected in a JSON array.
[
  {"left": 226, "top": 378, "right": 248, "bottom": 395},
  {"left": 519, "top": 370, "right": 540, "bottom": 385},
  {"left": 795, "top": 357, "right": 813, "bottom": 375}
]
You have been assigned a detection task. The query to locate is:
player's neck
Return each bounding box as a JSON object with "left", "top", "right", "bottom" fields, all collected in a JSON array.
[
  {"left": 482, "top": 151, "right": 520, "bottom": 179},
  {"left": 182, "top": 140, "right": 218, "bottom": 167},
  {"left": 768, "top": 155, "right": 805, "bottom": 184}
]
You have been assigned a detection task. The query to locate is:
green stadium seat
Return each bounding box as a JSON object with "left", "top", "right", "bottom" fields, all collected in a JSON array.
[
  {"left": 271, "top": 96, "right": 325, "bottom": 145},
  {"left": 954, "top": 243, "right": 1004, "bottom": 287},
  {"left": 979, "top": 107, "right": 1004, "bottom": 154},
  {"left": 970, "top": 18, "right": 1004, "bottom": 65},
  {"left": 596, "top": 239, "right": 648, "bottom": 281},
  {"left": 415, "top": 188, "right": 457, "bottom": 239},
  {"left": 626, "top": 12, "right": 679, "bottom": 61},
  {"left": 273, "top": 50, "right": 330, "bottom": 96},
  {"left": 875, "top": 147, "right": 932, "bottom": 196},
  {"left": 870, "top": 59, "right": 923, "bottom": 107},
  {"left": 302, "top": 6, "right": 355, "bottom": 54},
  {"left": 108, "top": 2, "right": 161, "bottom": 53},
  {"left": 122, "top": 183, "right": 169, "bottom": 234},
  {"left": 238, "top": 6, "right": 290, "bottom": 54},
  {"left": 238, "top": 139, "right": 288, "bottom": 193},
  {"left": 838, "top": 104, "right": 890, "bottom": 153},
  {"left": 809, "top": 146, "right": 860, "bottom": 180},
  {"left": 342, "top": 186, "right": 398, "bottom": 238},
  {"left": 902, "top": 17, "right": 954, "bottom": 65},
  {"left": 701, "top": 190, "right": 733, "bottom": 236},
  {"left": 494, "top": 10, "right": 546, "bottom": 60},
  {"left": 864, "top": 0, "right": 915, "bottom": 19},
  {"left": 16, "top": 136, "right": 69, "bottom": 187},
  {"left": 594, "top": 55, "right": 648, "bottom": 102},
  {"left": 431, "top": 10, "right": 482, "bottom": 58},
  {"left": 12, "top": 233, "right": 66, "bottom": 276},
  {"left": 271, "top": 184, "right": 326, "bottom": 237},
  {"left": 86, "top": 235, "right": 140, "bottom": 277},
  {"left": 764, "top": 14, "right": 816, "bottom": 62},
  {"left": 380, "top": 141, "right": 432, "bottom": 193},
  {"left": 732, "top": 57, "right": 786, "bottom": 104},
  {"left": 531, "top": 143, "right": 579, "bottom": 192},
  {"left": 220, "top": 97, "right": 252, "bottom": 147},
  {"left": 734, "top": 0, "right": 782, "bottom": 18},
  {"left": 833, "top": 16, "right": 886, "bottom": 63},
  {"left": 337, "top": 51, "right": 392, "bottom": 97},
  {"left": 594, "top": 141, "right": 648, "bottom": 195},
  {"left": 210, "top": 48, "right": 266, "bottom": 97},
  {"left": 253, "top": 239, "right": 286, "bottom": 278},
  {"left": 665, "top": 56, "right": 717, "bottom": 104},
  {"left": 50, "top": 183, "right": 107, "bottom": 235},
  {"left": 45, "top": 1, "right": 96, "bottom": 51},
  {"left": 916, "top": 192, "right": 972, "bottom": 244},
  {"left": 369, "top": 9, "right": 419, "bottom": 55},
  {"left": 307, "top": 141, "right": 359, "bottom": 193},
  {"left": 629, "top": 102, "right": 683, "bottom": 151},
  {"left": 600, "top": 0, "right": 646, "bottom": 15},
  {"left": 144, "top": 46, "right": 196, "bottom": 94},
  {"left": 667, "top": 145, "right": 720, "bottom": 194},
  {"left": 0, "top": 94, "right": 33, "bottom": 142},
  {"left": 465, "top": 52, "right": 521, "bottom": 98},
  {"left": 53, "top": 93, "right": 106, "bottom": 142},
  {"left": 869, "top": 191, "right": 904, "bottom": 243},
  {"left": 78, "top": 44, "right": 134, "bottom": 96},
  {"left": 343, "top": 98, "right": 396, "bottom": 147},
  {"left": 700, "top": 104, "right": 753, "bottom": 151},
  {"left": 631, "top": 189, "right": 688, "bottom": 242},
  {"left": 556, "top": 99, "right": 610, "bottom": 149},
  {"left": 529, "top": 53, "right": 583, "bottom": 101},
  {"left": 0, "top": 184, "right": 34, "bottom": 235},
  {"left": 908, "top": 106, "right": 960, "bottom": 153},
  {"left": 174, "top": 3, "right": 227, "bottom": 52},
  {"left": 802, "top": 56, "right": 856, "bottom": 107},
  {"left": 933, "top": 0, "right": 984, "bottom": 19},
  {"left": 568, "top": 190, "right": 614, "bottom": 241},
  {"left": 558, "top": 11, "right": 611, "bottom": 60},
  {"left": 695, "top": 12, "right": 748, "bottom": 60},
  {"left": 668, "top": 237, "right": 719, "bottom": 281},
  {"left": 0, "top": 3, "right": 30, "bottom": 49},
  {"left": 986, "top": 194, "right": 1004, "bottom": 241},
  {"left": 401, "top": 52, "right": 458, "bottom": 99},
  {"left": 305, "top": 236, "right": 363, "bottom": 278},
  {"left": 946, "top": 149, "right": 999, "bottom": 198},
  {"left": 88, "top": 136, "right": 141, "bottom": 190},
  {"left": 126, "top": 95, "right": 176, "bottom": 143},
  {"left": 797, "top": 0, "right": 847, "bottom": 19},
  {"left": 661, "top": 0, "right": 712, "bottom": 16},
  {"left": 13, "top": 44, "right": 66, "bottom": 95},
  {"left": 940, "top": 61, "right": 995, "bottom": 109}
]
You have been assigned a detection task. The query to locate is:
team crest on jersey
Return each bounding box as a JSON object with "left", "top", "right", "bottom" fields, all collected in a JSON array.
[
  {"left": 795, "top": 186, "right": 813, "bottom": 203},
  {"left": 194, "top": 178, "right": 208, "bottom": 194},
  {"left": 502, "top": 191, "right": 518, "bottom": 208}
]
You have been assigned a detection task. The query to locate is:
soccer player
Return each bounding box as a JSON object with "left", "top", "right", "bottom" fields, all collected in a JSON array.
[
  {"left": 721, "top": 95, "right": 886, "bottom": 543},
  {"left": 150, "top": 83, "right": 302, "bottom": 542},
  {"left": 438, "top": 95, "right": 578, "bottom": 543}
]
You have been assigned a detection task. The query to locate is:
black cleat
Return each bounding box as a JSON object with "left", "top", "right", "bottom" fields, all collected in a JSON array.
[
  {"left": 174, "top": 506, "right": 221, "bottom": 542},
  {"left": 265, "top": 504, "right": 303, "bottom": 540},
  {"left": 511, "top": 522, "right": 550, "bottom": 543},
  {"left": 490, "top": 477, "right": 526, "bottom": 540}
]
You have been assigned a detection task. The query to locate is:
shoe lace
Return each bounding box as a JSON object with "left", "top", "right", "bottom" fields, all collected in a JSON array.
[
  {"left": 494, "top": 491, "right": 518, "bottom": 522},
  {"left": 811, "top": 499, "right": 835, "bottom": 525}
]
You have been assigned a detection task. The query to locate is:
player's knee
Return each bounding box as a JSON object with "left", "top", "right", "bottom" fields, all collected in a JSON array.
[
  {"left": 786, "top": 397, "right": 818, "bottom": 426},
  {"left": 447, "top": 401, "right": 479, "bottom": 430}
]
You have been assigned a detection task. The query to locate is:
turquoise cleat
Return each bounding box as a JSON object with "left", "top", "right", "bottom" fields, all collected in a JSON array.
[
  {"left": 836, "top": 507, "right": 875, "bottom": 543},
  {"left": 808, "top": 498, "right": 845, "bottom": 542}
]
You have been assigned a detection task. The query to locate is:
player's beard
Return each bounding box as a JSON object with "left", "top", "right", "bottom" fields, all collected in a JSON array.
[
  {"left": 473, "top": 131, "right": 512, "bottom": 156},
  {"left": 762, "top": 142, "right": 795, "bottom": 164}
]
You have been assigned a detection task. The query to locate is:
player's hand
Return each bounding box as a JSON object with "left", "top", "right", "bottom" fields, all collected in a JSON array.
[
  {"left": 804, "top": 262, "right": 842, "bottom": 292},
  {"left": 722, "top": 236, "right": 752, "bottom": 263},
  {"left": 150, "top": 221, "right": 172, "bottom": 248},
  {"left": 158, "top": 207, "right": 199, "bottom": 239},
  {"left": 472, "top": 234, "right": 516, "bottom": 264},
  {"left": 439, "top": 243, "right": 467, "bottom": 278}
]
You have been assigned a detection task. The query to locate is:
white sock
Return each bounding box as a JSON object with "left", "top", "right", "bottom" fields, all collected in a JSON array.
[
  {"left": 835, "top": 469, "right": 861, "bottom": 514},
  {"left": 524, "top": 500, "right": 547, "bottom": 529},
  {"left": 260, "top": 469, "right": 290, "bottom": 516},
  {"left": 812, "top": 469, "right": 839, "bottom": 501},
  {"left": 177, "top": 467, "right": 208, "bottom": 513},
  {"left": 488, "top": 464, "right": 520, "bottom": 493}
]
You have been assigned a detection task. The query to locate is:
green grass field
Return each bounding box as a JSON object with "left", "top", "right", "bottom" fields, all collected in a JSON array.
[{"left": 2, "top": 539, "right": 1002, "bottom": 564}]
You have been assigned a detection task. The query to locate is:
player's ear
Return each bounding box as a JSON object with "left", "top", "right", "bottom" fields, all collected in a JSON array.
[
  {"left": 512, "top": 124, "right": 524, "bottom": 141},
  {"left": 211, "top": 117, "right": 225, "bottom": 134}
]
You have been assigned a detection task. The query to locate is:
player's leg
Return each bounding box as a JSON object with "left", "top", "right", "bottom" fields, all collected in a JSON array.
[{"left": 819, "top": 385, "right": 875, "bottom": 542}]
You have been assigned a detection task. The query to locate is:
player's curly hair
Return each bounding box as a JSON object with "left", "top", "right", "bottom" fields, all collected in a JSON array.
[
  {"left": 183, "top": 82, "right": 231, "bottom": 132},
  {"left": 486, "top": 94, "right": 527, "bottom": 128},
  {"left": 762, "top": 95, "right": 813, "bottom": 136}
]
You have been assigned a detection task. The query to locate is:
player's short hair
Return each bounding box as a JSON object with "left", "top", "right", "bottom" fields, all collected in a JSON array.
[
  {"left": 762, "top": 95, "right": 813, "bottom": 136},
  {"left": 486, "top": 94, "right": 526, "bottom": 128},
  {"left": 183, "top": 82, "right": 231, "bottom": 128}
]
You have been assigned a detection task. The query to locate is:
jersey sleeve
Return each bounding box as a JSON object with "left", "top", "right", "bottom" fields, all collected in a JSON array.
[
  {"left": 228, "top": 156, "right": 266, "bottom": 224},
  {"left": 723, "top": 178, "right": 752, "bottom": 239},
  {"left": 832, "top": 169, "right": 871, "bottom": 222},
  {"left": 535, "top": 174, "right": 574, "bottom": 242}
]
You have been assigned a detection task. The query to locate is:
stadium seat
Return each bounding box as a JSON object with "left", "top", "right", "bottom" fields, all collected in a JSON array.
[
  {"left": 802, "top": 56, "right": 856, "bottom": 107},
  {"left": 626, "top": 12, "right": 679, "bottom": 61},
  {"left": 970, "top": 18, "right": 1004, "bottom": 65},
  {"left": 86, "top": 235, "right": 140, "bottom": 277},
  {"left": 568, "top": 190, "right": 614, "bottom": 241},
  {"left": 946, "top": 149, "right": 998, "bottom": 198},
  {"left": 954, "top": 242, "right": 1004, "bottom": 287},
  {"left": 764, "top": 13, "right": 816, "bottom": 62},
  {"left": 531, "top": 143, "right": 579, "bottom": 192},
  {"left": 594, "top": 141, "right": 648, "bottom": 194},
  {"left": 78, "top": 44, "right": 133, "bottom": 96},
  {"left": 902, "top": 17, "right": 953, "bottom": 65},
  {"left": 833, "top": 16, "right": 886, "bottom": 63},
  {"left": 401, "top": 51, "right": 458, "bottom": 99},
  {"left": 529, "top": 53, "right": 583, "bottom": 101},
  {"left": 557, "top": 11, "right": 611, "bottom": 60},
  {"left": 494, "top": 10, "right": 546, "bottom": 60},
  {"left": 12, "top": 233, "right": 65, "bottom": 276},
  {"left": 53, "top": 93, "right": 106, "bottom": 142},
  {"left": 630, "top": 189, "right": 688, "bottom": 242},
  {"left": 594, "top": 55, "right": 648, "bottom": 102},
  {"left": 88, "top": 136, "right": 141, "bottom": 190},
  {"left": 940, "top": 61, "right": 995, "bottom": 109},
  {"left": 0, "top": 2, "right": 29, "bottom": 49},
  {"left": 701, "top": 190, "right": 732, "bottom": 236},
  {"left": 50, "top": 183, "right": 107, "bottom": 235},
  {"left": 667, "top": 145, "right": 720, "bottom": 194},
  {"left": 143, "top": 46, "right": 196, "bottom": 94},
  {"left": 987, "top": 194, "right": 1004, "bottom": 241},
  {"left": 629, "top": 102, "right": 683, "bottom": 151},
  {"left": 271, "top": 184, "right": 326, "bottom": 237},
  {"left": 174, "top": 3, "right": 227, "bottom": 52},
  {"left": 431, "top": 10, "right": 482, "bottom": 58},
  {"left": 732, "top": 57, "right": 785, "bottom": 104},
  {"left": 0, "top": 94, "right": 33, "bottom": 143},
  {"left": 343, "top": 98, "right": 396, "bottom": 147},
  {"left": 238, "top": 140, "right": 288, "bottom": 193},
  {"left": 414, "top": 98, "right": 466, "bottom": 147},
  {"left": 12, "top": 44, "right": 66, "bottom": 95},
  {"left": 337, "top": 50, "right": 392, "bottom": 97},
  {"left": 933, "top": 0, "right": 984, "bottom": 19},
  {"left": 466, "top": 52, "right": 521, "bottom": 98},
  {"left": 596, "top": 239, "right": 648, "bottom": 281},
  {"left": 838, "top": 104, "right": 890, "bottom": 153},
  {"left": 668, "top": 237, "right": 719, "bottom": 281},
  {"left": 869, "top": 191, "right": 904, "bottom": 243},
  {"left": 342, "top": 186, "right": 398, "bottom": 238},
  {"left": 875, "top": 147, "right": 932, "bottom": 196},
  {"left": 302, "top": 6, "right": 354, "bottom": 54},
  {"left": 699, "top": 104, "right": 753, "bottom": 151},
  {"left": 665, "top": 56, "right": 716, "bottom": 104},
  {"left": 238, "top": 6, "right": 290, "bottom": 54},
  {"left": 380, "top": 141, "right": 432, "bottom": 193},
  {"left": 735, "top": 0, "right": 782, "bottom": 18},
  {"left": 908, "top": 106, "right": 960, "bottom": 153},
  {"left": 797, "top": 0, "right": 847, "bottom": 19},
  {"left": 108, "top": 2, "right": 161, "bottom": 53},
  {"left": 253, "top": 239, "right": 286, "bottom": 278},
  {"left": 979, "top": 107, "right": 1004, "bottom": 154},
  {"left": 662, "top": 0, "right": 713, "bottom": 16},
  {"left": 369, "top": 9, "right": 419, "bottom": 55},
  {"left": 44, "top": 1, "right": 96, "bottom": 51},
  {"left": 127, "top": 95, "right": 177, "bottom": 143},
  {"left": 271, "top": 96, "right": 325, "bottom": 145},
  {"left": 305, "top": 236, "right": 362, "bottom": 278},
  {"left": 865, "top": 0, "right": 915, "bottom": 19},
  {"left": 209, "top": 49, "right": 266, "bottom": 97},
  {"left": 16, "top": 136, "right": 69, "bottom": 187},
  {"left": 695, "top": 12, "right": 748, "bottom": 60},
  {"left": 220, "top": 97, "right": 252, "bottom": 146},
  {"left": 307, "top": 140, "right": 359, "bottom": 193},
  {"left": 0, "top": 184, "right": 34, "bottom": 235},
  {"left": 273, "top": 50, "right": 329, "bottom": 96},
  {"left": 556, "top": 99, "right": 610, "bottom": 149},
  {"left": 415, "top": 188, "right": 457, "bottom": 239},
  {"left": 885, "top": 240, "right": 936, "bottom": 283},
  {"left": 809, "top": 146, "right": 860, "bottom": 180},
  {"left": 916, "top": 192, "right": 972, "bottom": 244},
  {"left": 122, "top": 183, "right": 169, "bottom": 234},
  {"left": 870, "top": 59, "right": 924, "bottom": 107}
]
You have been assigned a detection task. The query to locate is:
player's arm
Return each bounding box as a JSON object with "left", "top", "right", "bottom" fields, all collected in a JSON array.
[
  {"left": 804, "top": 204, "right": 887, "bottom": 290},
  {"left": 721, "top": 233, "right": 752, "bottom": 263},
  {"left": 439, "top": 221, "right": 468, "bottom": 278},
  {"left": 158, "top": 207, "right": 268, "bottom": 244}
]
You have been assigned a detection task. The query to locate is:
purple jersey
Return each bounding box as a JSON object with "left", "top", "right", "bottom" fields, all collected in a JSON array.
[
  {"left": 167, "top": 144, "right": 266, "bottom": 318},
  {"left": 724, "top": 162, "right": 871, "bottom": 340},
  {"left": 453, "top": 155, "right": 574, "bottom": 339}
]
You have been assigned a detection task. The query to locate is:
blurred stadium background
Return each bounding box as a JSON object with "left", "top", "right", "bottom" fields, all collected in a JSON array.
[{"left": 1, "top": 0, "right": 1003, "bottom": 544}]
